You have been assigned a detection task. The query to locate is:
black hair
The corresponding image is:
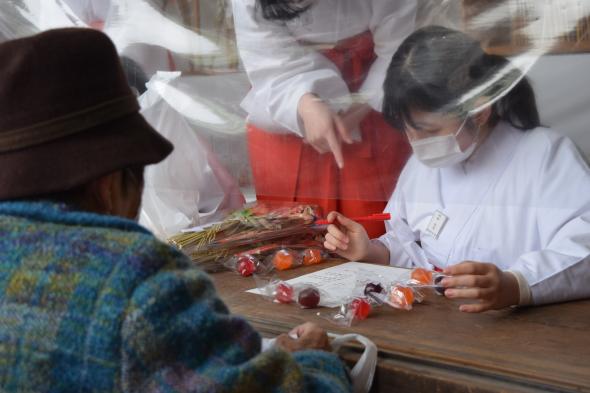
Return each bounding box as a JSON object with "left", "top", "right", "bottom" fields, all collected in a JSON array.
[
  {"left": 257, "top": 0, "right": 312, "bottom": 21},
  {"left": 383, "top": 26, "right": 540, "bottom": 132}
]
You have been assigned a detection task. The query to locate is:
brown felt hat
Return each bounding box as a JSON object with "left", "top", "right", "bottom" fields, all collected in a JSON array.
[{"left": 0, "top": 28, "right": 173, "bottom": 200}]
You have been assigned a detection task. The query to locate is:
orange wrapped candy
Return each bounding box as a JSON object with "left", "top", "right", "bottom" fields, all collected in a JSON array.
[
  {"left": 390, "top": 285, "right": 415, "bottom": 311},
  {"left": 303, "top": 249, "right": 323, "bottom": 266},
  {"left": 411, "top": 267, "right": 433, "bottom": 285},
  {"left": 272, "top": 249, "right": 295, "bottom": 271}
]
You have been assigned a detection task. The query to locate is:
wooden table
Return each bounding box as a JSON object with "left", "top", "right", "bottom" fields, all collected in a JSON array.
[{"left": 212, "top": 260, "right": 590, "bottom": 392}]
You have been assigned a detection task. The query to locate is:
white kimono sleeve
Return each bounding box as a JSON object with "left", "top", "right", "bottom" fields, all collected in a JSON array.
[
  {"left": 509, "top": 134, "right": 590, "bottom": 305},
  {"left": 232, "top": 0, "right": 350, "bottom": 136},
  {"left": 378, "top": 161, "right": 432, "bottom": 269},
  {"left": 359, "top": 0, "right": 417, "bottom": 111}
]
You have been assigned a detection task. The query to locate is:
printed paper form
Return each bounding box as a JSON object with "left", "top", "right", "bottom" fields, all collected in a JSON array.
[{"left": 247, "top": 262, "right": 411, "bottom": 307}]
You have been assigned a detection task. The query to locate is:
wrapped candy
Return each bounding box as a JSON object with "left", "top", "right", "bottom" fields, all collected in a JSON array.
[
  {"left": 363, "top": 282, "right": 385, "bottom": 296},
  {"left": 321, "top": 296, "right": 374, "bottom": 327},
  {"left": 350, "top": 298, "right": 372, "bottom": 320},
  {"left": 389, "top": 285, "right": 416, "bottom": 311},
  {"left": 322, "top": 278, "right": 429, "bottom": 327},
  {"left": 302, "top": 248, "right": 323, "bottom": 266},
  {"left": 236, "top": 255, "right": 257, "bottom": 277},
  {"left": 410, "top": 267, "right": 433, "bottom": 285},
  {"left": 256, "top": 277, "right": 323, "bottom": 309},
  {"left": 275, "top": 282, "right": 295, "bottom": 304},
  {"left": 225, "top": 254, "right": 260, "bottom": 277},
  {"left": 433, "top": 274, "right": 446, "bottom": 295},
  {"left": 225, "top": 246, "right": 328, "bottom": 276},
  {"left": 363, "top": 281, "right": 423, "bottom": 311},
  {"left": 224, "top": 250, "right": 275, "bottom": 277},
  {"left": 272, "top": 249, "right": 297, "bottom": 271},
  {"left": 298, "top": 286, "right": 321, "bottom": 308},
  {"left": 269, "top": 247, "right": 327, "bottom": 271},
  {"left": 409, "top": 267, "right": 448, "bottom": 295}
]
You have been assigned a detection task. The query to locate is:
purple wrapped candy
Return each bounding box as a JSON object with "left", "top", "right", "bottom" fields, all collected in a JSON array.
[
  {"left": 298, "top": 286, "right": 321, "bottom": 308},
  {"left": 434, "top": 274, "right": 446, "bottom": 295},
  {"left": 364, "top": 282, "right": 384, "bottom": 295}
]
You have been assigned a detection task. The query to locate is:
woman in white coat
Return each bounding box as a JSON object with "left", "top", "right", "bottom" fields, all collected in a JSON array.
[
  {"left": 232, "top": 0, "right": 417, "bottom": 238},
  {"left": 324, "top": 26, "right": 590, "bottom": 312}
]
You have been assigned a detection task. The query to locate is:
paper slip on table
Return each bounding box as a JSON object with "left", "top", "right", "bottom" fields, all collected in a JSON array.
[{"left": 212, "top": 260, "right": 590, "bottom": 393}]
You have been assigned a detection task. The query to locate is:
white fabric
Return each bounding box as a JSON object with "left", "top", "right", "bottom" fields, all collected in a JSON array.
[
  {"left": 138, "top": 72, "right": 245, "bottom": 240},
  {"left": 378, "top": 122, "right": 590, "bottom": 306},
  {"left": 62, "top": 0, "right": 110, "bottom": 24},
  {"left": 506, "top": 270, "right": 532, "bottom": 306},
  {"left": 231, "top": 0, "right": 417, "bottom": 135}
]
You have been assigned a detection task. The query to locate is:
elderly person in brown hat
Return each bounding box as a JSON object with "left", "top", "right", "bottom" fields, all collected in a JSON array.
[{"left": 0, "top": 29, "right": 351, "bottom": 392}]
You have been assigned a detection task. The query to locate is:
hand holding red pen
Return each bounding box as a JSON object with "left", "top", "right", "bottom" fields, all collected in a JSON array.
[
  {"left": 323, "top": 212, "right": 392, "bottom": 264},
  {"left": 323, "top": 212, "right": 371, "bottom": 261}
]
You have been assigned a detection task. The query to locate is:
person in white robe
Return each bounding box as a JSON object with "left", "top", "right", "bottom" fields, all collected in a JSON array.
[
  {"left": 232, "top": 0, "right": 417, "bottom": 238},
  {"left": 324, "top": 26, "right": 590, "bottom": 312},
  {"left": 233, "top": 0, "right": 417, "bottom": 138}
]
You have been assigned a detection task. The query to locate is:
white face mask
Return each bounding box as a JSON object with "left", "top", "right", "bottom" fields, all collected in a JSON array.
[{"left": 409, "top": 118, "right": 479, "bottom": 168}]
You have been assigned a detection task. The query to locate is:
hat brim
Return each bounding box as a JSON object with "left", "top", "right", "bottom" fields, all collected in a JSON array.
[{"left": 0, "top": 112, "right": 173, "bottom": 200}]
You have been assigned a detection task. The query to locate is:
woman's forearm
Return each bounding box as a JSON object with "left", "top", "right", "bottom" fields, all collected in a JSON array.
[{"left": 364, "top": 239, "right": 391, "bottom": 265}]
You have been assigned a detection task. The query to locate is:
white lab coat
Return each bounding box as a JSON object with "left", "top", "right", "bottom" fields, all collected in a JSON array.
[
  {"left": 232, "top": 0, "right": 417, "bottom": 135},
  {"left": 378, "top": 122, "right": 590, "bottom": 305}
]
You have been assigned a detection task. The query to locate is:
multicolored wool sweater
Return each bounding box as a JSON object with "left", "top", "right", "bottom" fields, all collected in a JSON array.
[{"left": 0, "top": 201, "right": 351, "bottom": 392}]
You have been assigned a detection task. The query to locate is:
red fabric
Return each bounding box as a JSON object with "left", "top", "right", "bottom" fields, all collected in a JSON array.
[{"left": 247, "top": 32, "right": 411, "bottom": 238}]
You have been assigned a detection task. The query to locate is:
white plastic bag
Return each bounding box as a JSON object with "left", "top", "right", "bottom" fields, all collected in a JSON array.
[
  {"left": 330, "top": 333, "right": 378, "bottom": 393},
  {"left": 139, "top": 71, "right": 244, "bottom": 239},
  {"left": 262, "top": 332, "right": 377, "bottom": 393}
]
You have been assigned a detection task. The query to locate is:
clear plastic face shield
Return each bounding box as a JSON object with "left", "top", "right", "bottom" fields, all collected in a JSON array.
[
  {"left": 1, "top": 0, "right": 589, "bottom": 229},
  {"left": 3, "top": 4, "right": 590, "bottom": 385}
]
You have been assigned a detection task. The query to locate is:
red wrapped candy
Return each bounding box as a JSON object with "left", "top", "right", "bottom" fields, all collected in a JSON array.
[
  {"left": 236, "top": 255, "right": 257, "bottom": 277},
  {"left": 275, "top": 282, "right": 294, "bottom": 304},
  {"left": 350, "top": 298, "right": 372, "bottom": 320}
]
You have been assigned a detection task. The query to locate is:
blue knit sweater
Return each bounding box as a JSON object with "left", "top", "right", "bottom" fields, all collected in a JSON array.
[{"left": 0, "top": 201, "right": 351, "bottom": 392}]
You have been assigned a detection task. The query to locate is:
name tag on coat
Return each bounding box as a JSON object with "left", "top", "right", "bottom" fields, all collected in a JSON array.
[{"left": 426, "top": 210, "right": 448, "bottom": 240}]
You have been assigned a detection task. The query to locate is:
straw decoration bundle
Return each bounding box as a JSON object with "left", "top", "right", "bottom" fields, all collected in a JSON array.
[{"left": 168, "top": 203, "right": 320, "bottom": 271}]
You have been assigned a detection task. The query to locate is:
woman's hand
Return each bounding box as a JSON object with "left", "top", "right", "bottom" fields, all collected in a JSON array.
[
  {"left": 323, "top": 212, "right": 370, "bottom": 261},
  {"left": 275, "top": 322, "right": 331, "bottom": 352},
  {"left": 441, "top": 262, "right": 520, "bottom": 313},
  {"left": 298, "top": 93, "right": 353, "bottom": 169}
]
